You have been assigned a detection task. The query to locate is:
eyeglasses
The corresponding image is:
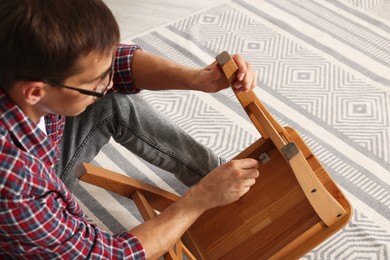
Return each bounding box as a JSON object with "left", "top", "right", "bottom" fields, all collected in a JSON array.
[
  {"left": 16, "top": 57, "right": 115, "bottom": 98},
  {"left": 43, "top": 61, "right": 114, "bottom": 98}
]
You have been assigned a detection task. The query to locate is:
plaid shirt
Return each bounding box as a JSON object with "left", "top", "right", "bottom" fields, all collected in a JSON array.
[{"left": 0, "top": 44, "right": 146, "bottom": 259}]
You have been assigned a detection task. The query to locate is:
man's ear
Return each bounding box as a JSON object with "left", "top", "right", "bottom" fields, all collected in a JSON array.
[{"left": 22, "top": 81, "right": 46, "bottom": 105}]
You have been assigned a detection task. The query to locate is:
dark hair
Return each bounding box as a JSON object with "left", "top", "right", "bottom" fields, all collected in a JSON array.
[{"left": 0, "top": 0, "right": 120, "bottom": 90}]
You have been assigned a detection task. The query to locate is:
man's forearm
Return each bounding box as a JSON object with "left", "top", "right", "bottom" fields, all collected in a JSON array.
[
  {"left": 129, "top": 186, "right": 207, "bottom": 259},
  {"left": 131, "top": 50, "right": 199, "bottom": 91}
]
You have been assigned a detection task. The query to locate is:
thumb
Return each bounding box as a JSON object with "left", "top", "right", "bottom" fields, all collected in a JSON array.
[{"left": 207, "top": 61, "right": 222, "bottom": 81}]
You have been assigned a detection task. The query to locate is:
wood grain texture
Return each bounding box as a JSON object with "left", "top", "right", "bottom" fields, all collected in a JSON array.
[{"left": 185, "top": 128, "right": 352, "bottom": 259}]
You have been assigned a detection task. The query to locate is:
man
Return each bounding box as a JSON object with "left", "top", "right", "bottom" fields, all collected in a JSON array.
[{"left": 0, "top": 0, "right": 259, "bottom": 259}]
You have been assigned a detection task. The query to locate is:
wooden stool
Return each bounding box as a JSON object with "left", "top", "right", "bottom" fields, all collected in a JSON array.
[{"left": 79, "top": 52, "right": 352, "bottom": 259}]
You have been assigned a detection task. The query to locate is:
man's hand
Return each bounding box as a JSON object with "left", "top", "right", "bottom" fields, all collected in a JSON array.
[
  {"left": 185, "top": 158, "right": 260, "bottom": 211},
  {"left": 130, "top": 158, "right": 259, "bottom": 259},
  {"left": 195, "top": 54, "right": 257, "bottom": 93}
]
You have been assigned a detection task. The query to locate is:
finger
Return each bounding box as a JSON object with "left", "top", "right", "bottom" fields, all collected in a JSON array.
[
  {"left": 211, "top": 62, "right": 223, "bottom": 80},
  {"left": 242, "top": 178, "right": 256, "bottom": 188},
  {"left": 239, "top": 66, "right": 254, "bottom": 92},
  {"left": 237, "top": 186, "right": 251, "bottom": 198},
  {"left": 242, "top": 167, "right": 260, "bottom": 179},
  {"left": 233, "top": 64, "right": 256, "bottom": 92},
  {"left": 244, "top": 65, "right": 257, "bottom": 90},
  {"left": 244, "top": 63, "right": 256, "bottom": 91},
  {"left": 237, "top": 158, "right": 259, "bottom": 169},
  {"left": 232, "top": 54, "right": 247, "bottom": 81},
  {"left": 251, "top": 70, "right": 257, "bottom": 90}
]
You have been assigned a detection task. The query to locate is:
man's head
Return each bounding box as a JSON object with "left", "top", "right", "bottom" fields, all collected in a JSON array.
[{"left": 0, "top": 0, "right": 120, "bottom": 91}]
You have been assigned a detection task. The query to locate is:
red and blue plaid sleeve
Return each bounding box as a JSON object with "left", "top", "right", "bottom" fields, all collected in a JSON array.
[
  {"left": 111, "top": 44, "right": 143, "bottom": 94},
  {"left": 0, "top": 193, "right": 145, "bottom": 259},
  {"left": 0, "top": 138, "right": 146, "bottom": 259}
]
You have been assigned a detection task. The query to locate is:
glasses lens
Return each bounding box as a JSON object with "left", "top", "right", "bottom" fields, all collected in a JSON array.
[
  {"left": 96, "top": 70, "right": 113, "bottom": 94},
  {"left": 95, "top": 56, "right": 115, "bottom": 95},
  {"left": 96, "top": 78, "right": 108, "bottom": 93}
]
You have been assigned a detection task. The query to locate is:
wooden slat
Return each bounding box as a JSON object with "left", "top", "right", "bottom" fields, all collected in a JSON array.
[
  {"left": 216, "top": 51, "right": 347, "bottom": 228},
  {"left": 79, "top": 163, "right": 180, "bottom": 212},
  {"left": 179, "top": 240, "right": 197, "bottom": 260},
  {"left": 131, "top": 190, "right": 157, "bottom": 220},
  {"left": 246, "top": 102, "right": 287, "bottom": 150},
  {"left": 286, "top": 143, "right": 347, "bottom": 226},
  {"left": 216, "top": 51, "right": 269, "bottom": 139}
]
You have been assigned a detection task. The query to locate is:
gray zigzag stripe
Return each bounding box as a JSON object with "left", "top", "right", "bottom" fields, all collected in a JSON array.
[
  {"left": 234, "top": 0, "right": 390, "bottom": 86},
  {"left": 327, "top": 0, "right": 390, "bottom": 32},
  {"left": 343, "top": 0, "right": 385, "bottom": 10},
  {"left": 302, "top": 210, "right": 390, "bottom": 259},
  {"left": 133, "top": 32, "right": 208, "bottom": 68},
  {"left": 266, "top": 0, "right": 390, "bottom": 66}
]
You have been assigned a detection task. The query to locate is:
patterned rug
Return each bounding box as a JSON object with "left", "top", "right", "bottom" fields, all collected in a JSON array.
[{"left": 75, "top": 0, "right": 390, "bottom": 259}]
